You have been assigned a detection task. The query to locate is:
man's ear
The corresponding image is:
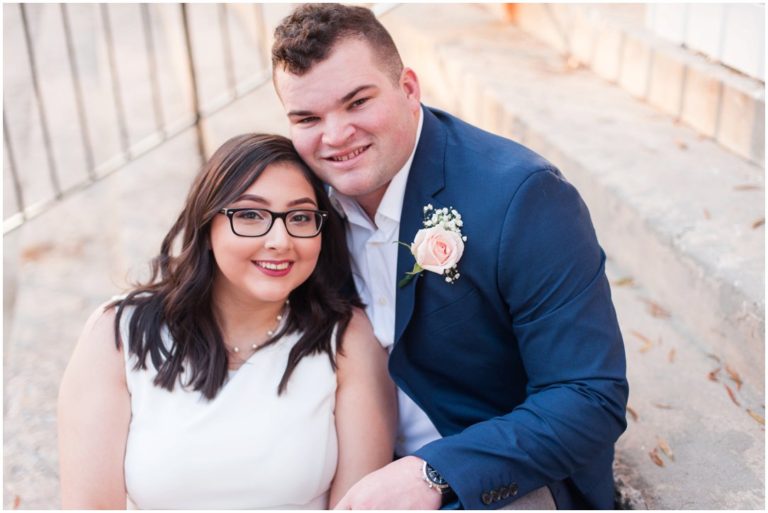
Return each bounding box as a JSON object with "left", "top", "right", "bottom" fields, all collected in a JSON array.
[{"left": 400, "top": 67, "right": 421, "bottom": 104}]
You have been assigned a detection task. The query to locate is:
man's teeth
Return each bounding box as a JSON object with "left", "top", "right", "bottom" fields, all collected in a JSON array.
[
  {"left": 331, "top": 146, "right": 367, "bottom": 161},
  {"left": 257, "top": 262, "right": 290, "bottom": 270}
]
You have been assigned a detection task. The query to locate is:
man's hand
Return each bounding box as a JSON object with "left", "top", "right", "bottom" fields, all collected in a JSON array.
[{"left": 333, "top": 455, "right": 443, "bottom": 510}]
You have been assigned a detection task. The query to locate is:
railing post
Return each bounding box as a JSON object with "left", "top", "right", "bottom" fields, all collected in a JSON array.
[
  {"left": 3, "top": 113, "right": 26, "bottom": 230},
  {"left": 219, "top": 4, "right": 237, "bottom": 97},
  {"left": 60, "top": 3, "right": 97, "bottom": 180},
  {"left": 19, "top": 3, "right": 62, "bottom": 198},
  {"left": 140, "top": 3, "right": 166, "bottom": 138},
  {"left": 180, "top": 3, "right": 207, "bottom": 162},
  {"left": 100, "top": 3, "right": 131, "bottom": 158}
]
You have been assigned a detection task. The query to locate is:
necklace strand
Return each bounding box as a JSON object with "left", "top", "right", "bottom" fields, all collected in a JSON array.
[{"left": 227, "top": 300, "right": 288, "bottom": 357}]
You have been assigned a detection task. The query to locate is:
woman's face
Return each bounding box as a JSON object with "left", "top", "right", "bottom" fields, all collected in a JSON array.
[{"left": 209, "top": 162, "right": 323, "bottom": 307}]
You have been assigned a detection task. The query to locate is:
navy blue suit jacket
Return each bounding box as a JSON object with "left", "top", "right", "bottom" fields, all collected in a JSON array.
[{"left": 391, "top": 107, "right": 628, "bottom": 509}]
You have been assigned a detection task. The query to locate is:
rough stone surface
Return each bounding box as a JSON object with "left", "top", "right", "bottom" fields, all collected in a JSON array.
[{"left": 512, "top": 3, "right": 765, "bottom": 166}]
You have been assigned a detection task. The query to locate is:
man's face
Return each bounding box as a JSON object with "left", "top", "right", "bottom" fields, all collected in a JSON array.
[{"left": 274, "top": 38, "right": 421, "bottom": 215}]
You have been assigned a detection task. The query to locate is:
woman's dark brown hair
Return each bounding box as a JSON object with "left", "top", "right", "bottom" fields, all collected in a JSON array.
[{"left": 112, "top": 133, "right": 360, "bottom": 399}]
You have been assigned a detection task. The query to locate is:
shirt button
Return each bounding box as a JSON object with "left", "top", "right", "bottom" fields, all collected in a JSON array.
[{"left": 378, "top": 297, "right": 387, "bottom": 306}]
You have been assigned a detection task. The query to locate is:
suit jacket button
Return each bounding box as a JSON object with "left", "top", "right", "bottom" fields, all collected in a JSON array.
[
  {"left": 481, "top": 493, "right": 492, "bottom": 505},
  {"left": 500, "top": 486, "right": 510, "bottom": 499},
  {"left": 509, "top": 483, "right": 519, "bottom": 496},
  {"left": 491, "top": 490, "right": 501, "bottom": 502}
]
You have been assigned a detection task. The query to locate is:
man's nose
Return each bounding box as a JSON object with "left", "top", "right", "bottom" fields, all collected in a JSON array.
[{"left": 322, "top": 115, "right": 354, "bottom": 147}]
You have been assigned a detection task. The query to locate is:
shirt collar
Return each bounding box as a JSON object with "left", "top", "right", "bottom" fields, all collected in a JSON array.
[{"left": 329, "top": 106, "right": 424, "bottom": 227}]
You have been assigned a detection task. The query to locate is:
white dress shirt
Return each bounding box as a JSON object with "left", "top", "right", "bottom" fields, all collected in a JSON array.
[{"left": 329, "top": 108, "right": 441, "bottom": 456}]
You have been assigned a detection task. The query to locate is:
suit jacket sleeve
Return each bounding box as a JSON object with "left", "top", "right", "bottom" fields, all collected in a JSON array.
[{"left": 413, "top": 167, "right": 629, "bottom": 509}]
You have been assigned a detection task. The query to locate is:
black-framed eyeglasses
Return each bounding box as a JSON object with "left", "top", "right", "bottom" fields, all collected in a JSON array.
[{"left": 218, "top": 208, "right": 328, "bottom": 238}]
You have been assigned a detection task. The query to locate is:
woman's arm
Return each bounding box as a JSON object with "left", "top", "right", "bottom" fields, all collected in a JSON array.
[
  {"left": 328, "top": 309, "right": 397, "bottom": 507},
  {"left": 58, "top": 304, "right": 131, "bottom": 509}
]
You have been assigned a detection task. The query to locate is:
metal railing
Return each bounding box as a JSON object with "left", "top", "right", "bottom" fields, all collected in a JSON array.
[{"left": 3, "top": 3, "right": 272, "bottom": 234}]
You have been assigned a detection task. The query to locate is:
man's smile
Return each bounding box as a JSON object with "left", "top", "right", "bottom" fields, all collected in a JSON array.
[{"left": 325, "top": 144, "right": 372, "bottom": 162}]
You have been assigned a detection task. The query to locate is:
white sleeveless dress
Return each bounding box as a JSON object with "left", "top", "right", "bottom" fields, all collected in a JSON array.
[{"left": 119, "top": 308, "right": 338, "bottom": 509}]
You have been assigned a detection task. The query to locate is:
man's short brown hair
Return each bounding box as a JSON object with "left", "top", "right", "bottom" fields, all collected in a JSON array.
[{"left": 272, "top": 3, "right": 403, "bottom": 82}]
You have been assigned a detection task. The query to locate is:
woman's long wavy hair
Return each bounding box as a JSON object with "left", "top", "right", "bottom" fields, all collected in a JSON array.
[{"left": 111, "top": 133, "right": 360, "bottom": 399}]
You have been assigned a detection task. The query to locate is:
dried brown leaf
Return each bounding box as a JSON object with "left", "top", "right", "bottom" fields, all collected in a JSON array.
[
  {"left": 708, "top": 368, "right": 721, "bottom": 382},
  {"left": 747, "top": 409, "right": 765, "bottom": 426},
  {"left": 724, "top": 364, "right": 743, "bottom": 390},
  {"left": 668, "top": 349, "right": 676, "bottom": 363},
  {"left": 627, "top": 405, "right": 639, "bottom": 422},
  {"left": 630, "top": 330, "right": 654, "bottom": 353},
  {"left": 565, "top": 56, "right": 581, "bottom": 70},
  {"left": 733, "top": 184, "right": 762, "bottom": 191},
  {"left": 724, "top": 384, "right": 740, "bottom": 406},
  {"left": 652, "top": 402, "right": 673, "bottom": 409},
  {"left": 703, "top": 208, "right": 711, "bottom": 220},
  {"left": 641, "top": 298, "right": 671, "bottom": 319},
  {"left": 20, "top": 242, "right": 55, "bottom": 263},
  {"left": 751, "top": 217, "right": 764, "bottom": 229},
  {"left": 657, "top": 437, "right": 675, "bottom": 461},
  {"left": 649, "top": 448, "right": 665, "bottom": 467},
  {"left": 612, "top": 276, "right": 635, "bottom": 287},
  {"left": 674, "top": 139, "right": 688, "bottom": 150}
]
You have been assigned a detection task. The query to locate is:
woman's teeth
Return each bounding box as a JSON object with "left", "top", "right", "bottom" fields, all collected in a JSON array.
[{"left": 257, "top": 262, "right": 290, "bottom": 270}]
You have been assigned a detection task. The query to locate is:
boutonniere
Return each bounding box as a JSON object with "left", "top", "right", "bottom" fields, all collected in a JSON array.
[{"left": 398, "top": 204, "right": 467, "bottom": 288}]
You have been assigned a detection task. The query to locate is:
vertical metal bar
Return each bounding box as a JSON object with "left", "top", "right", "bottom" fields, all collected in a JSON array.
[
  {"left": 253, "top": 3, "right": 270, "bottom": 72},
  {"left": 219, "top": 3, "right": 237, "bottom": 94},
  {"left": 140, "top": 3, "right": 166, "bottom": 137},
  {"left": 180, "top": 3, "right": 207, "bottom": 161},
  {"left": 19, "top": 3, "right": 62, "bottom": 197},
  {"left": 60, "top": 4, "right": 96, "bottom": 180},
  {"left": 3, "top": 112, "right": 27, "bottom": 217},
  {"left": 100, "top": 3, "right": 131, "bottom": 157}
]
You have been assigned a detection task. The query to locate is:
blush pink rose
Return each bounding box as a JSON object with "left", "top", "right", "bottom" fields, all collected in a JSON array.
[{"left": 411, "top": 226, "right": 465, "bottom": 274}]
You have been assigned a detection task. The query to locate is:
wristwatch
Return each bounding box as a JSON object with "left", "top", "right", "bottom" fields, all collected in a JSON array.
[{"left": 422, "top": 460, "right": 454, "bottom": 499}]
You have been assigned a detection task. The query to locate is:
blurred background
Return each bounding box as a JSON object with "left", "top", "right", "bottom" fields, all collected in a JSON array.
[{"left": 3, "top": 3, "right": 764, "bottom": 509}]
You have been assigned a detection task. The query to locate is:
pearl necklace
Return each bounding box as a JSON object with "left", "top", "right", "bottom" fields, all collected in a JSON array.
[{"left": 227, "top": 301, "right": 288, "bottom": 357}]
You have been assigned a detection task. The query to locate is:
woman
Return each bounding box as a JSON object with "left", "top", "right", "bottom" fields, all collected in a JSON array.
[{"left": 58, "top": 134, "right": 397, "bottom": 509}]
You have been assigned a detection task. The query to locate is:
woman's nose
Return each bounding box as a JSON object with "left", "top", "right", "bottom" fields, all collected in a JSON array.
[{"left": 263, "top": 217, "right": 292, "bottom": 250}]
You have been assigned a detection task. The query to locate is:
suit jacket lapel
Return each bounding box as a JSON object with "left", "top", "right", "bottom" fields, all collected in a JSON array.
[{"left": 394, "top": 107, "right": 446, "bottom": 345}]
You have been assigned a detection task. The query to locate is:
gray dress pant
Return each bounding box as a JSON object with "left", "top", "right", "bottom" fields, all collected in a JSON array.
[{"left": 501, "top": 486, "right": 556, "bottom": 510}]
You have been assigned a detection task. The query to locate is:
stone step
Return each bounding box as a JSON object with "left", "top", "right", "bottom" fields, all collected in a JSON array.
[
  {"left": 606, "top": 258, "right": 764, "bottom": 510},
  {"left": 380, "top": 3, "right": 764, "bottom": 394},
  {"left": 506, "top": 3, "right": 765, "bottom": 166}
]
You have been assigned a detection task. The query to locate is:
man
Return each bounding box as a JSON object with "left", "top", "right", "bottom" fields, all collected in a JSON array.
[{"left": 271, "top": 4, "right": 628, "bottom": 509}]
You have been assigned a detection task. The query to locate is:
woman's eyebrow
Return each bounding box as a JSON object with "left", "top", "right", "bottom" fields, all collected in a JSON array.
[
  {"left": 287, "top": 197, "right": 317, "bottom": 207},
  {"left": 233, "top": 194, "right": 268, "bottom": 204},
  {"left": 232, "top": 195, "right": 317, "bottom": 207}
]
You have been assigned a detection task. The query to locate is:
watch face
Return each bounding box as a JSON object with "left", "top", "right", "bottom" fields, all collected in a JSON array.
[{"left": 426, "top": 464, "right": 448, "bottom": 486}]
